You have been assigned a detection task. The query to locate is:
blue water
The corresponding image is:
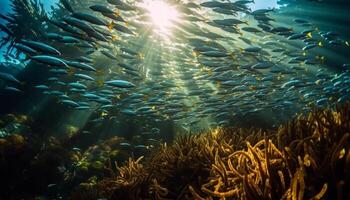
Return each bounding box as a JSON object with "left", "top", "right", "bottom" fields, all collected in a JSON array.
[{"left": 249, "top": 0, "right": 279, "bottom": 11}]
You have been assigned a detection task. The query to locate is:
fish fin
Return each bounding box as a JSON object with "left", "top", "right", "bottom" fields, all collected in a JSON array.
[
  {"left": 318, "top": 41, "right": 323, "bottom": 47},
  {"left": 108, "top": 21, "right": 115, "bottom": 31},
  {"left": 101, "top": 111, "right": 108, "bottom": 117},
  {"left": 306, "top": 32, "right": 312, "bottom": 38},
  {"left": 111, "top": 35, "right": 118, "bottom": 41},
  {"left": 345, "top": 41, "right": 349, "bottom": 47},
  {"left": 192, "top": 50, "right": 200, "bottom": 57}
]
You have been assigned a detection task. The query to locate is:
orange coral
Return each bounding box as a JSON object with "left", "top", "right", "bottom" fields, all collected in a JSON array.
[{"left": 73, "top": 103, "right": 350, "bottom": 200}]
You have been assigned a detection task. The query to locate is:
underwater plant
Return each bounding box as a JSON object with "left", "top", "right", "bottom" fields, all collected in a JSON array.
[
  {"left": 72, "top": 102, "right": 350, "bottom": 200},
  {"left": 0, "top": 0, "right": 49, "bottom": 53}
]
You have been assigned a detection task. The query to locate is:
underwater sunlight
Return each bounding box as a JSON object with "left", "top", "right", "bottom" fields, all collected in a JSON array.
[
  {"left": 0, "top": 0, "right": 350, "bottom": 199},
  {"left": 142, "top": 0, "right": 180, "bottom": 36}
]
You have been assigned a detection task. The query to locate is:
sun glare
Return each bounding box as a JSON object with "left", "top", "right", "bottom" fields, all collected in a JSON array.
[{"left": 142, "top": 0, "right": 180, "bottom": 35}]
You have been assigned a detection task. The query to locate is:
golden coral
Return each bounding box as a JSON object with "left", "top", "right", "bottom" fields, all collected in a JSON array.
[{"left": 77, "top": 103, "right": 350, "bottom": 200}]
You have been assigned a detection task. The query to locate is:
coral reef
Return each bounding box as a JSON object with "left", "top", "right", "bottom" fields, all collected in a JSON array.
[
  {"left": 77, "top": 103, "right": 350, "bottom": 200},
  {"left": 1, "top": 104, "right": 349, "bottom": 199}
]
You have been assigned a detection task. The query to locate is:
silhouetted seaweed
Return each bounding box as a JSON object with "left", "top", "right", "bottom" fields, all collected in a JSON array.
[{"left": 0, "top": 0, "right": 48, "bottom": 52}]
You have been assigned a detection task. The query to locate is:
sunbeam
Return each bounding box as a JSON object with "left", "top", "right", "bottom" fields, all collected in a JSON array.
[{"left": 141, "top": 0, "right": 180, "bottom": 36}]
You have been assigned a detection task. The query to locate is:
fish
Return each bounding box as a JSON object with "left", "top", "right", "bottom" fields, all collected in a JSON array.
[
  {"left": 35, "top": 85, "right": 49, "bottom": 90},
  {"left": 66, "top": 61, "right": 96, "bottom": 71},
  {"left": 31, "top": 55, "right": 68, "bottom": 67},
  {"left": 72, "top": 12, "right": 109, "bottom": 26},
  {"left": 60, "top": 0, "right": 74, "bottom": 13},
  {"left": 14, "top": 44, "right": 37, "bottom": 55},
  {"left": 0, "top": 0, "right": 349, "bottom": 133},
  {"left": 107, "top": 0, "right": 135, "bottom": 11},
  {"left": 4, "top": 86, "right": 22, "bottom": 93},
  {"left": 69, "top": 82, "right": 87, "bottom": 90},
  {"left": 0, "top": 72, "right": 20, "bottom": 83},
  {"left": 74, "top": 73, "right": 95, "bottom": 81},
  {"left": 21, "top": 40, "right": 61, "bottom": 55},
  {"left": 90, "top": 5, "right": 115, "bottom": 15},
  {"left": 105, "top": 80, "right": 136, "bottom": 88},
  {"left": 61, "top": 99, "right": 80, "bottom": 107}
]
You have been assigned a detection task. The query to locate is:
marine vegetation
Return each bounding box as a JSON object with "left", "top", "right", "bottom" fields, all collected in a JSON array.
[
  {"left": 72, "top": 103, "right": 350, "bottom": 200},
  {"left": 0, "top": 0, "right": 350, "bottom": 199},
  {"left": 0, "top": 112, "right": 154, "bottom": 199},
  {"left": 0, "top": 0, "right": 49, "bottom": 51}
]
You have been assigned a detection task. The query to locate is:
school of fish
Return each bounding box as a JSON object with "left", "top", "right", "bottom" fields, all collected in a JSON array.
[{"left": 1, "top": 0, "right": 350, "bottom": 130}]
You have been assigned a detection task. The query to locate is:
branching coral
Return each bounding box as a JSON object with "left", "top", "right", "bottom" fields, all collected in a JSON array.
[
  {"left": 196, "top": 103, "right": 350, "bottom": 200},
  {"left": 96, "top": 156, "right": 152, "bottom": 199},
  {"left": 73, "top": 103, "right": 350, "bottom": 200}
]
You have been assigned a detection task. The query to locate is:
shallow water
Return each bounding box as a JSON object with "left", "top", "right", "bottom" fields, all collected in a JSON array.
[
  {"left": 0, "top": 0, "right": 350, "bottom": 199},
  {"left": 0, "top": 0, "right": 350, "bottom": 132}
]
